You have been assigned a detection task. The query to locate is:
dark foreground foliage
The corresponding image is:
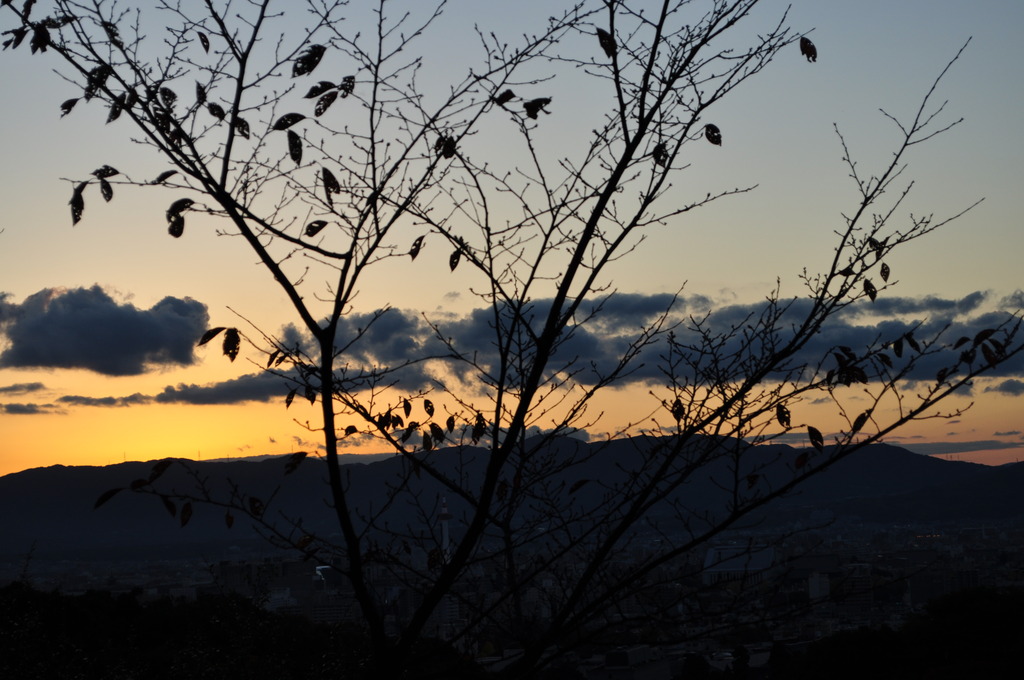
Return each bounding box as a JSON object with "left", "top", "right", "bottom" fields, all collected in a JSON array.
[
  {"left": 777, "top": 587, "right": 1024, "bottom": 680},
  {"left": 0, "top": 582, "right": 483, "bottom": 680},
  {"left": 6, "top": 582, "right": 1024, "bottom": 680}
]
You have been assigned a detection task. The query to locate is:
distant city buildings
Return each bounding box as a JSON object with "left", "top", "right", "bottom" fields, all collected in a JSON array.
[{"left": 4, "top": 514, "right": 1024, "bottom": 677}]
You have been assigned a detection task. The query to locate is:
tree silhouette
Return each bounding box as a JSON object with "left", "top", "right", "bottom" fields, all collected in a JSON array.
[{"left": 3, "top": 1, "right": 1021, "bottom": 678}]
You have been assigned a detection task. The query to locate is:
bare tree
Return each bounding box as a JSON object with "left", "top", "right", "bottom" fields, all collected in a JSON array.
[{"left": 4, "top": 0, "right": 1020, "bottom": 677}]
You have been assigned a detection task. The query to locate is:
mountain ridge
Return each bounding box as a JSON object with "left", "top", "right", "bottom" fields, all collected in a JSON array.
[{"left": 1, "top": 438, "right": 1018, "bottom": 563}]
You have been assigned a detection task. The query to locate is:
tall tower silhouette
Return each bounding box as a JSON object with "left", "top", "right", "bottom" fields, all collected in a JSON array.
[
  {"left": 439, "top": 496, "right": 452, "bottom": 564},
  {"left": 434, "top": 496, "right": 459, "bottom": 638}
]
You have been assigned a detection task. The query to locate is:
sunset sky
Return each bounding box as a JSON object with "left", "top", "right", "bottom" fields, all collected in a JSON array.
[{"left": 1, "top": 0, "right": 1022, "bottom": 477}]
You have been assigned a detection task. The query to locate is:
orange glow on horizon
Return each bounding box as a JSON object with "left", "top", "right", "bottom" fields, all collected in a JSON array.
[
  {"left": 0, "top": 400, "right": 327, "bottom": 476},
  {"left": 933, "top": 449, "right": 1024, "bottom": 466},
  {"left": 2, "top": 371, "right": 1020, "bottom": 476}
]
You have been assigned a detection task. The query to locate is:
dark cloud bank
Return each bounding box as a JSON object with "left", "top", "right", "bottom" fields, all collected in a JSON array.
[
  {"left": 3, "top": 287, "right": 1022, "bottom": 410},
  {"left": 54, "top": 373, "right": 288, "bottom": 408},
  {"left": 0, "top": 286, "right": 207, "bottom": 375}
]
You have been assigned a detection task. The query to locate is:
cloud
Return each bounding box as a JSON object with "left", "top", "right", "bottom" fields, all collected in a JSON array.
[
  {"left": 0, "top": 382, "right": 46, "bottom": 394},
  {"left": 0, "top": 286, "right": 208, "bottom": 375},
  {"left": 840, "top": 291, "right": 988, "bottom": 319},
  {"left": 393, "top": 293, "right": 694, "bottom": 388},
  {"left": 155, "top": 372, "right": 292, "bottom": 405},
  {"left": 16, "top": 289, "right": 1024, "bottom": 411},
  {"left": 0, "top": 293, "right": 15, "bottom": 319},
  {"left": 311, "top": 291, "right": 1024, "bottom": 390},
  {"left": 985, "top": 379, "right": 1024, "bottom": 396},
  {"left": 999, "top": 290, "right": 1024, "bottom": 310},
  {"left": 678, "top": 293, "right": 1024, "bottom": 384},
  {"left": 334, "top": 308, "right": 433, "bottom": 365},
  {"left": 578, "top": 292, "right": 699, "bottom": 332},
  {"left": 1, "top": 402, "right": 50, "bottom": 415},
  {"left": 292, "top": 435, "right": 324, "bottom": 450},
  {"left": 58, "top": 393, "right": 151, "bottom": 407},
  {"left": 52, "top": 372, "right": 294, "bottom": 408}
]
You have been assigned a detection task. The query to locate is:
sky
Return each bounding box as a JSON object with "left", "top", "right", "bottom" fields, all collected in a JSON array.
[{"left": 0, "top": 0, "right": 1022, "bottom": 476}]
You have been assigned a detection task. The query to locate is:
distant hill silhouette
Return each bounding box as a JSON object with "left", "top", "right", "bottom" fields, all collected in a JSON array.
[{"left": 1, "top": 438, "right": 1019, "bottom": 563}]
